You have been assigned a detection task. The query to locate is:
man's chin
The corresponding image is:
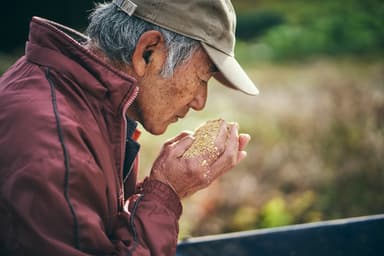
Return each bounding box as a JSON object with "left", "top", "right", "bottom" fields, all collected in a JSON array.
[{"left": 143, "top": 123, "right": 169, "bottom": 136}]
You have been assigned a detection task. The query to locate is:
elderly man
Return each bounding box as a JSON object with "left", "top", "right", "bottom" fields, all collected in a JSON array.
[{"left": 0, "top": 0, "right": 258, "bottom": 255}]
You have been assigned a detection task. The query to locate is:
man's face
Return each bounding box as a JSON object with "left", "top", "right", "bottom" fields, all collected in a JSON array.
[{"left": 131, "top": 48, "right": 215, "bottom": 135}]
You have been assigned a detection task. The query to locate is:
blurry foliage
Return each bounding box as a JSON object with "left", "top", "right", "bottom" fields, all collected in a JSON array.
[
  {"left": 236, "top": 11, "right": 284, "bottom": 40},
  {"left": 259, "top": 197, "right": 293, "bottom": 228},
  {"left": 236, "top": 0, "right": 384, "bottom": 61}
]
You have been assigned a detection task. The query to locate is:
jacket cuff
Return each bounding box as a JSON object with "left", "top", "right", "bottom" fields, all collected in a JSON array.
[{"left": 141, "top": 179, "right": 183, "bottom": 219}]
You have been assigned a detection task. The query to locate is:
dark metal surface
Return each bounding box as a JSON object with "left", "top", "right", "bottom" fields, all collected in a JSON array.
[{"left": 177, "top": 214, "right": 384, "bottom": 256}]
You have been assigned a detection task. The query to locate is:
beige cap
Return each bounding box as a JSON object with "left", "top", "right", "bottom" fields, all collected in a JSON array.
[{"left": 113, "top": 0, "right": 259, "bottom": 95}]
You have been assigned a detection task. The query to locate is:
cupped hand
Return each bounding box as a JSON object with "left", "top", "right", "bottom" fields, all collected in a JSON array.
[{"left": 149, "top": 121, "right": 251, "bottom": 199}]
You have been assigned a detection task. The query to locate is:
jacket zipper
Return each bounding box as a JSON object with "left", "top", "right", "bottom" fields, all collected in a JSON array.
[{"left": 116, "top": 86, "right": 139, "bottom": 212}]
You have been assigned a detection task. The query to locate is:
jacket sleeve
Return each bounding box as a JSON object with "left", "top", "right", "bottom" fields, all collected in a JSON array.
[
  {"left": 0, "top": 157, "right": 182, "bottom": 256},
  {"left": 112, "top": 179, "right": 183, "bottom": 256}
]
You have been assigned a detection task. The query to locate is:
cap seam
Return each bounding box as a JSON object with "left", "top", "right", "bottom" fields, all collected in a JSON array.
[
  {"left": 207, "top": 0, "right": 215, "bottom": 39},
  {"left": 151, "top": 0, "right": 161, "bottom": 22}
]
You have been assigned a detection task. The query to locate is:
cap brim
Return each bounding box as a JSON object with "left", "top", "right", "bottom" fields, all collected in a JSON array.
[{"left": 201, "top": 43, "right": 259, "bottom": 96}]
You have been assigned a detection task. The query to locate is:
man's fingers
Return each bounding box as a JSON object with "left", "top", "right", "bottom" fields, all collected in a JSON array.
[
  {"left": 238, "top": 133, "right": 251, "bottom": 151},
  {"left": 225, "top": 123, "right": 239, "bottom": 152},
  {"left": 209, "top": 123, "right": 239, "bottom": 176},
  {"left": 172, "top": 135, "right": 195, "bottom": 157},
  {"left": 214, "top": 121, "right": 229, "bottom": 149}
]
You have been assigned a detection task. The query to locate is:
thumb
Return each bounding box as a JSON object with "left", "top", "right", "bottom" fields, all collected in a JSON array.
[
  {"left": 172, "top": 135, "right": 195, "bottom": 157},
  {"left": 164, "top": 131, "right": 193, "bottom": 146}
]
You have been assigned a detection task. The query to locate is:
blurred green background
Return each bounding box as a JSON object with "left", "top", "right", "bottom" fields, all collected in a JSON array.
[{"left": 1, "top": 0, "right": 383, "bottom": 240}]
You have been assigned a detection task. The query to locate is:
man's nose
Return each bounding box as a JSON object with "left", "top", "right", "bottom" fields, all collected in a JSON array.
[{"left": 188, "top": 84, "right": 208, "bottom": 111}]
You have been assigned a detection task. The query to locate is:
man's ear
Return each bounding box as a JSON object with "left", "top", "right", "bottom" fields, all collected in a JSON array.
[{"left": 132, "top": 30, "right": 165, "bottom": 77}]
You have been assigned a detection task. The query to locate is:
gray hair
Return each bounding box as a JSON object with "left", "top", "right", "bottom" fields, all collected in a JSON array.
[{"left": 86, "top": 3, "right": 200, "bottom": 77}]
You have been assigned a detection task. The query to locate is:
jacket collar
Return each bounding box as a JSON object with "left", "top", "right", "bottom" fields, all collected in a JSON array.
[{"left": 25, "top": 17, "right": 138, "bottom": 114}]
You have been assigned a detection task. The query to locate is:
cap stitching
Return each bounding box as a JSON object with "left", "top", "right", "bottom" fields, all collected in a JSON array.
[
  {"left": 207, "top": 0, "right": 215, "bottom": 37},
  {"left": 151, "top": 0, "right": 163, "bottom": 22}
]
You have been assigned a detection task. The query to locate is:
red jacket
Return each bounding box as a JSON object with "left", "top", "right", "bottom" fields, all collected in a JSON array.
[{"left": 0, "top": 17, "right": 182, "bottom": 255}]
